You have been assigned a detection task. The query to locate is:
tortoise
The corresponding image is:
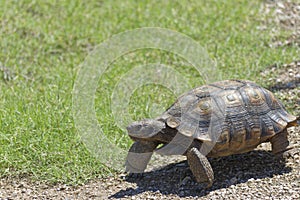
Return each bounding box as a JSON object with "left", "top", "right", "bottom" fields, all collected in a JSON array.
[{"left": 125, "top": 80, "right": 298, "bottom": 187}]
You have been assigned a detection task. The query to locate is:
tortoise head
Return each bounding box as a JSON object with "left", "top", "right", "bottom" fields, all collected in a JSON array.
[{"left": 127, "top": 119, "right": 166, "bottom": 139}]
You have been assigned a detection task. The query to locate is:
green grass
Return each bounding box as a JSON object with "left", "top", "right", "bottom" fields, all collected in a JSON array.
[{"left": 0, "top": 0, "right": 298, "bottom": 184}]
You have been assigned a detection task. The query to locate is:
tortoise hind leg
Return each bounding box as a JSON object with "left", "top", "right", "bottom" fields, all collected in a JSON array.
[
  {"left": 186, "top": 147, "right": 214, "bottom": 188},
  {"left": 270, "top": 129, "right": 294, "bottom": 158},
  {"left": 125, "top": 141, "right": 158, "bottom": 173}
]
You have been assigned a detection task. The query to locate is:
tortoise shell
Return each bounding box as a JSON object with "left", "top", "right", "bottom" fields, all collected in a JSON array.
[{"left": 157, "top": 80, "right": 297, "bottom": 157}]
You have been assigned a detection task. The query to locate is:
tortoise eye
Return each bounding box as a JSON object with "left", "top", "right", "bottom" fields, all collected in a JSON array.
[{"left": 135, "top": 125, "right": 142, "bottom": 130}]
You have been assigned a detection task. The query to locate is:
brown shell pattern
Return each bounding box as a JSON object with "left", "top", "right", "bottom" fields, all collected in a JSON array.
[{"left": 162, "top": 80, "right": 297, "bottom": 156}]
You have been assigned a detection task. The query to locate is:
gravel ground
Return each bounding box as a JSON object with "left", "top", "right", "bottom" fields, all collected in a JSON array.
[
  {"left": 1, "top": 1, "right": 299, "bottom": 199},
  {"left": 264, "top": 0, "right": 300, "bottom": 47}
]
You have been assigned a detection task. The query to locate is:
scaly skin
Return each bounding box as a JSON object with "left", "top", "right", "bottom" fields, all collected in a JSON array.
[
  {"left": 270, "top": 129, "right": 294, "bottom": 158},
  {"left": 187, "top": 147, "right": 214, "bottom": 187},
  {"left": 125, "top": 141, "right": 159, "bottom": 173}
]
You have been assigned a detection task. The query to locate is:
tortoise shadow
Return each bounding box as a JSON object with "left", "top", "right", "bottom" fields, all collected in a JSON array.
[
  {"left": 109, "top": 150, "right": 292, "bottom": 199},
  {"left": 264, "top": 69, "right": 299, "bottom": 91},
  {"left": 267, "top": 80, "right": 299, "bottom": 91}
]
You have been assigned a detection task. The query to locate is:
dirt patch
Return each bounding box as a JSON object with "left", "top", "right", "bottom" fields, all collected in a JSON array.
[
  {"left": 264, "top": 0, "right": 300, "bottom": 47},
  {"left": 1, "top": 125, "right": 299, "bottom": 200}
]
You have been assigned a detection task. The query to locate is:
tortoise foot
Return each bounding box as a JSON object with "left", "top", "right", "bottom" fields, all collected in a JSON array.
[
  {"left": 126, "top": 172, "right": 144, "bottom": 180},
  {"left": 276, "top": 146, "right": 298, "bottom": 159},
  {"left": 187, "top": 147, "right": 214, "bottom": 188},
  {"left": 125, "top": 141, "right": 158, "bottom": 173}
]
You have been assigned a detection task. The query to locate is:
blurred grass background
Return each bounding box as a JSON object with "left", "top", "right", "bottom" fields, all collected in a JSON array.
[{"left": 0, "top": 0, "right": 298, "bottom": 184}]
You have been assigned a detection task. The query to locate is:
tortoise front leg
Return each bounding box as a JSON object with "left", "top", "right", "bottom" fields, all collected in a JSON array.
[
  {"left": 125, "top": 141, "right": 158, "bottom": 173},
  {"left": 186, "top": 147, "right": 214, "bottom": 188},
  {"left": 270, "top": 129, "right": 294, "bottom": 158}
]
